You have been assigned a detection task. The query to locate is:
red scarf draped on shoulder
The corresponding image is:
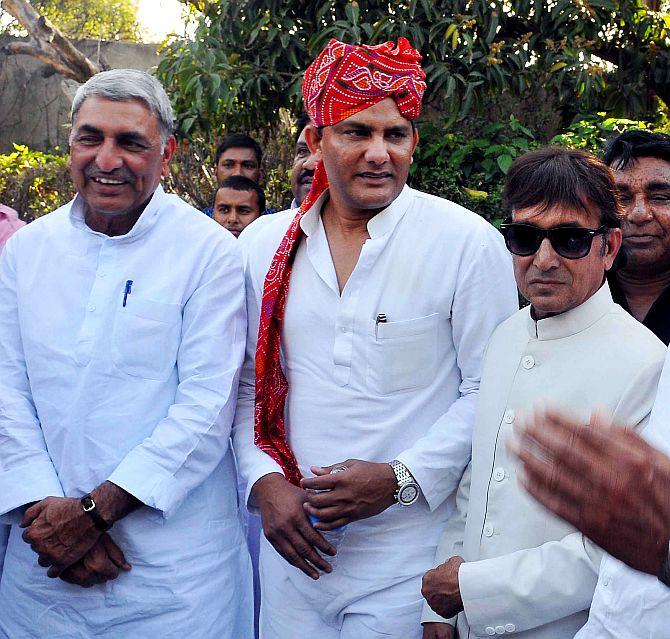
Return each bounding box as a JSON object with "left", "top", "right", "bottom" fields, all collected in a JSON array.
[{"left": 254, "top": 38, "right": 427, "bottom": 485}]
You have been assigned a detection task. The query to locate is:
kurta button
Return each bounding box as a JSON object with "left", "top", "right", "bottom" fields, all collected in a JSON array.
[
  {"left": 87, "top": 304, "right": 96, "bottom": 312},
  {"left": 341, "top": 327, "right": 347, "bottom": 333},
  {"left": 493, "top": 467, "right": 505, "bottom": 481},
  {"left": 97, "top": 271, "right": 106, "bottom": 278},
  {"left": 495, "top": 626, "right": 505, "bottom": 635},
  {"left": 485, "top": 628, "right": 496, "bottom": 636},
  {"left": 522, "top": 355, "right": 535, "bottom": 369},
  {"left": 503, "top": 409, "right": 514, "bottom": 424},
  {"left": 483, "top": 523, "right": 494, "bottom": 537},
  {"left": 505, "top": 624, "right": 516, "bottom": 632}
]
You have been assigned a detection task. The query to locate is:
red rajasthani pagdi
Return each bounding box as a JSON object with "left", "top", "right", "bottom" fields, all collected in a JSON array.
[{"left": 253, "top": 38, "right": 427, "bottom": 486}]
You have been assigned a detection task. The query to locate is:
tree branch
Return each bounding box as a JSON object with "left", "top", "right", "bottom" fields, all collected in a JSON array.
[
  {"left": 4, "top": 40, "right": 86, "bottom": 80},
  {"left": 2, "top": 0, "right": 101, "bottom": 81}
]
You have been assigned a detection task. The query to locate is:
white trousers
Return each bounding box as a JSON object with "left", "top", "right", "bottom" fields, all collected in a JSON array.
[{"left": 259, "top": 535, "right": 424, "bottom": 639}]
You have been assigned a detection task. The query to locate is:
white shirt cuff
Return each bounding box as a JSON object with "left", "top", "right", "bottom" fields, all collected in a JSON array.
[{"left": 0, "top": 463, "right": 64, "bottom": 517}]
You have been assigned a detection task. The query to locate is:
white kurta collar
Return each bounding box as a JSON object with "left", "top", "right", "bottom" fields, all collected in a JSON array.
[
  {"left": 527, "top": 282, "right": 614, "bottom": 340},
  {"left": 69, "top": 184, "right": 167, "bottom": 243},
  {"left": 298, "top": 185, "right": 412, "bottom": 239}
]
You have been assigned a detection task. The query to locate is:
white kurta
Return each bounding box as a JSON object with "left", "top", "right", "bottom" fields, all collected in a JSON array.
[
  {"left": 0, "top": 187, "right": 253, "bottom": 638},
  {"left": 421, "top": 284, "right": 667, "bottom": 638},
  {"left": 575, "top": 345, "right": 670, "bottom": 639},
  {"left": 233, "top": 186, "right": 518, "bottom": 635}
]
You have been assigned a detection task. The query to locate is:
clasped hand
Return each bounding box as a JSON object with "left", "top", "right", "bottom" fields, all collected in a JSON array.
[
  {"left": 301, "top": 459, "right": 397, "bottom": 531},
  {"left": 20, "top": 496, "right": 130, "bottom": 586}
]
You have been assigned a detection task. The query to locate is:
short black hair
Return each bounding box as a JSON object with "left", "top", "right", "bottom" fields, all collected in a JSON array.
[
  {"left": 295, "top": 112, "right": 311, "bottom": 144},
  {"left": 215, "top": 134, "right": 262, "bottom": 166},
  {"left": 217, "top": 175, "right": 266, "bottom": 213},
  {"left": 504, "top": 147, "right": 622, "bottom": 228},
  {"left": 603, "top": 130, "right": 670, "bottom": 170}
]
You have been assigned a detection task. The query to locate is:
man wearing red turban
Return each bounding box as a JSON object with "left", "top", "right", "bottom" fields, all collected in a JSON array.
[{"left": 233, "top": 38, "right": 518, "bottom": 638}]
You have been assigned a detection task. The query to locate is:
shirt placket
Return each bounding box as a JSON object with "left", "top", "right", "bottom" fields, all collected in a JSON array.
[
  {"left": 332, "top": 237, "right": 386, "bottom": 387},
  {"left": 74, "top": 238, "right": 118, "bottom": 367}
]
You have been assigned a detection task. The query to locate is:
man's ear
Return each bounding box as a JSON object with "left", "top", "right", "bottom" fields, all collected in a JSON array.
[
  {"left": 411, "top": 126, "right": 419, "bottom": 155},
  {"left": 161, "top": 136, "right": 177, "bottom": 178},
  {"left": 304, "top": 124, "right": 322, "bottom": 162},
  {"left": 604, "top": 227, "right": 623, "bottom": 271}
]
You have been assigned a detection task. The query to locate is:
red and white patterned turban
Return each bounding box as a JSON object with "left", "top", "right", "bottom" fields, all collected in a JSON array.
[{"left": 303, "top": 37, "right": 427, "bottom": 127}]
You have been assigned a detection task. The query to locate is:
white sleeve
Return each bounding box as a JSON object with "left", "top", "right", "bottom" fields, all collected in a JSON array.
[
  {"left": 107, "top": 239, "right": 247, "bottom": 518},
  {"left": 421, "top": 461, "right": 471, "bottom": 626},
  {"left": 0, "top": 236, "right": 64, "bottom": 522},
  {"left": 231, "top": 252, "right": 285, "bottom": 511},
  {"left": 396, "top": 224, "right": 518, "bottom": 509},
  {"left": 459, "top": 533, "right": 602, "bottom": 636}
]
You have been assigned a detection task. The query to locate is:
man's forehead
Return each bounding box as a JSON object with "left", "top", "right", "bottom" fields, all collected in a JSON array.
[
  {"left": 220, "top": 147, "right": 258, "bottom": 163},
  {"left": 216, "top": 187, "right": 257, "bottom": 205},
  {"left": 71, "top": 96, "right": 160, "bottom": 140},
  {"left": 514, "top": 202, "right": 599, "bottom": 226},
  {"left": 615, "top": 156, "right": 670, "bottom": 186},
  {"left": 333, "top": 97, "right": 411, "bottom": 128}
]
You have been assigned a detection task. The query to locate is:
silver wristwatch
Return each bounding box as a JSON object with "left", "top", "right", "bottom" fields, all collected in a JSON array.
[
  {"left": 389, "top": 460, "right": 420, "bottom": 506},
  {"left": 658, "top": 540, "right": 670, "bottom": 588}
]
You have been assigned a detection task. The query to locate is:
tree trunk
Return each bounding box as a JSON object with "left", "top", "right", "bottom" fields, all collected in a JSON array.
[{"left": 2, "top": 0, "right": 101, "bottom": 82}]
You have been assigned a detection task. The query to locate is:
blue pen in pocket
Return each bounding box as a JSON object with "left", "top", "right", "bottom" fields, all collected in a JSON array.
[{"left": 122, "top": 280, "right": 133, "bottom": 307}]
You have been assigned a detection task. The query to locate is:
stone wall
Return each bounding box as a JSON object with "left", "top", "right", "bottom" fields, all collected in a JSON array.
[{"left": 0, "top": 37, "right": 161, "bottom": 153}]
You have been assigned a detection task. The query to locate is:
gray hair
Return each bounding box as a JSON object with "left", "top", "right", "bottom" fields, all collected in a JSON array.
[{"left": 71, "top": 69, "right": 175, "bottom": 144}]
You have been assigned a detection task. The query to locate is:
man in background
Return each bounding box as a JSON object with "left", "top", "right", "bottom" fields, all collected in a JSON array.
[
  {"left": 214, "top": 175, "right": 265, "bottom": 237},
  {"left": 203, "top": 133, "right": 264, "bottom": 217},
  {"left": 0, "top": 202, "right": 24, "bottom": 580},
  {"left": 289, "top": 113, "right": 317, "bottom": 209},
  {"left": 605, "top": 130, "right": 670, "bottom": 344}
]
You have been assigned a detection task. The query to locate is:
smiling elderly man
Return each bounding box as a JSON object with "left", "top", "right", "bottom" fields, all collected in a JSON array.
[
  {"left": 0, "top": 70, "right": 252, "bottom": 638},
  {"left": 232, "top": 38, "right": 517, "bottom": 639},
  {"left": 421, "top": 148, "right": 666, "bottom": 639}
]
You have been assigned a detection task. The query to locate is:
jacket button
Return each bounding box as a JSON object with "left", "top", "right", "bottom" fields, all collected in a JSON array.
[
  {"left": 522, "top": 355, "right": 535, "bottom": 369},
  {"left": 495, "top": 626, "right": 506, "bottom": 634},
  {"left": 493, "top": 467, "right": 505, "bottom": 481},
  {"left": 505, "top": 624, "right": 516, "bottom": 632},
  {"left": 483, "top": 523, "right": 494, "bottom": 537},
  {"left": 503, "top": 409, "right": 515, "bottom": 424},
  {"left": 485, "top": 628, "right": 496, "bottom": 636}
]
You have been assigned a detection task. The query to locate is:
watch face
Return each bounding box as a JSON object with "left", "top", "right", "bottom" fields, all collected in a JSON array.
[{"left": 398, "top": 483, "right": 419, "bottom": 506}]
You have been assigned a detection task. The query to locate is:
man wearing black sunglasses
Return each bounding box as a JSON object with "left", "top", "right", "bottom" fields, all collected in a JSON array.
[{"left": 421, "top": 148, "right": 666, "bottom": 639}]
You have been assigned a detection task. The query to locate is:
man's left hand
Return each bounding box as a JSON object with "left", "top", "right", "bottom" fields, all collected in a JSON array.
[
  {"left": 20, "top": 496, "right": 101, "bottom": 577},
  {"left": 301, "top": 459, "right": 397, "bottom": 530},
  {"left": 421, "top": 556, "right": 465, "bottom": 619}
]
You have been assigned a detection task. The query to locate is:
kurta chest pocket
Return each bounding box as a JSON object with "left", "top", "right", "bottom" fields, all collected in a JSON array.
[
  {"left": 112, "top": 297, "right": 182, "bottom": 381},
  {"left": 367, "top": 313, "right": 440, "bottom": 395}
]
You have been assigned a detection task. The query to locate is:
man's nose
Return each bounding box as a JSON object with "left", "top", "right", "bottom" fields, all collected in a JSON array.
[
  {"left": 231, "top": 165, "right": 244, "bottom": 176},
  {"left": 303, "top": 153, "right": 317, "bottom": 172},
  {"left": 533, "top": 237, "right": 560, "bottom": 270},
  {"left": 95, "top": 140, "right": 123, "bottom": 172},
  {"left": 626, "top": 196, "right": 654, "bottom": 224},
  {"left": 364, "top": 135, "right": 390, "bottom": 164}
]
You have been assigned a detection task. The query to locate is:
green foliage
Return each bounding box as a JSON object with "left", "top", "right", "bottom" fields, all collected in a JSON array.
[
  {"left": 158, "top": 0, "right": 670, "bottom": 137},
  {"left": 0, "top": 145, "right": 74, "bottom": 222},
  {"left": 410, "top": 116, "right": 538, "bottom": 222},
  {"left": 551, "top": 113, "right": 657, "bottom": 154},
  {"left": 2, "top": 0, "right": 142, "bottom": 41}
]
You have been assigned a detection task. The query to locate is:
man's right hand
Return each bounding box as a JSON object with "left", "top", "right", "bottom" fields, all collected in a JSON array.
[
  {"left": 59, "top": 533, "right": 131, "bottom": 588},
  {"left": 251, "top": 473, "right": 335, "bottom": 580},
  {"left": 422, "top": 622, "right": 455, "bottom": 639}
]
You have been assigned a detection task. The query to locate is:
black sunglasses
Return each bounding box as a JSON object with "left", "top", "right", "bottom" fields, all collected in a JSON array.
[{"left": 500, "top": 222, "right": 609, "bottom": 260}]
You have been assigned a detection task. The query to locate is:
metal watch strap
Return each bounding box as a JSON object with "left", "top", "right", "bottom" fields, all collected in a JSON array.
[
  {"left": 80, "top": 494, "right": 112, "bottom": 532},
  {"left": 389, "top": 460, "right": 416, "bottom": 501},
  {"left": 659, "top": 541, "right": 670, "bottom": 588}
]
